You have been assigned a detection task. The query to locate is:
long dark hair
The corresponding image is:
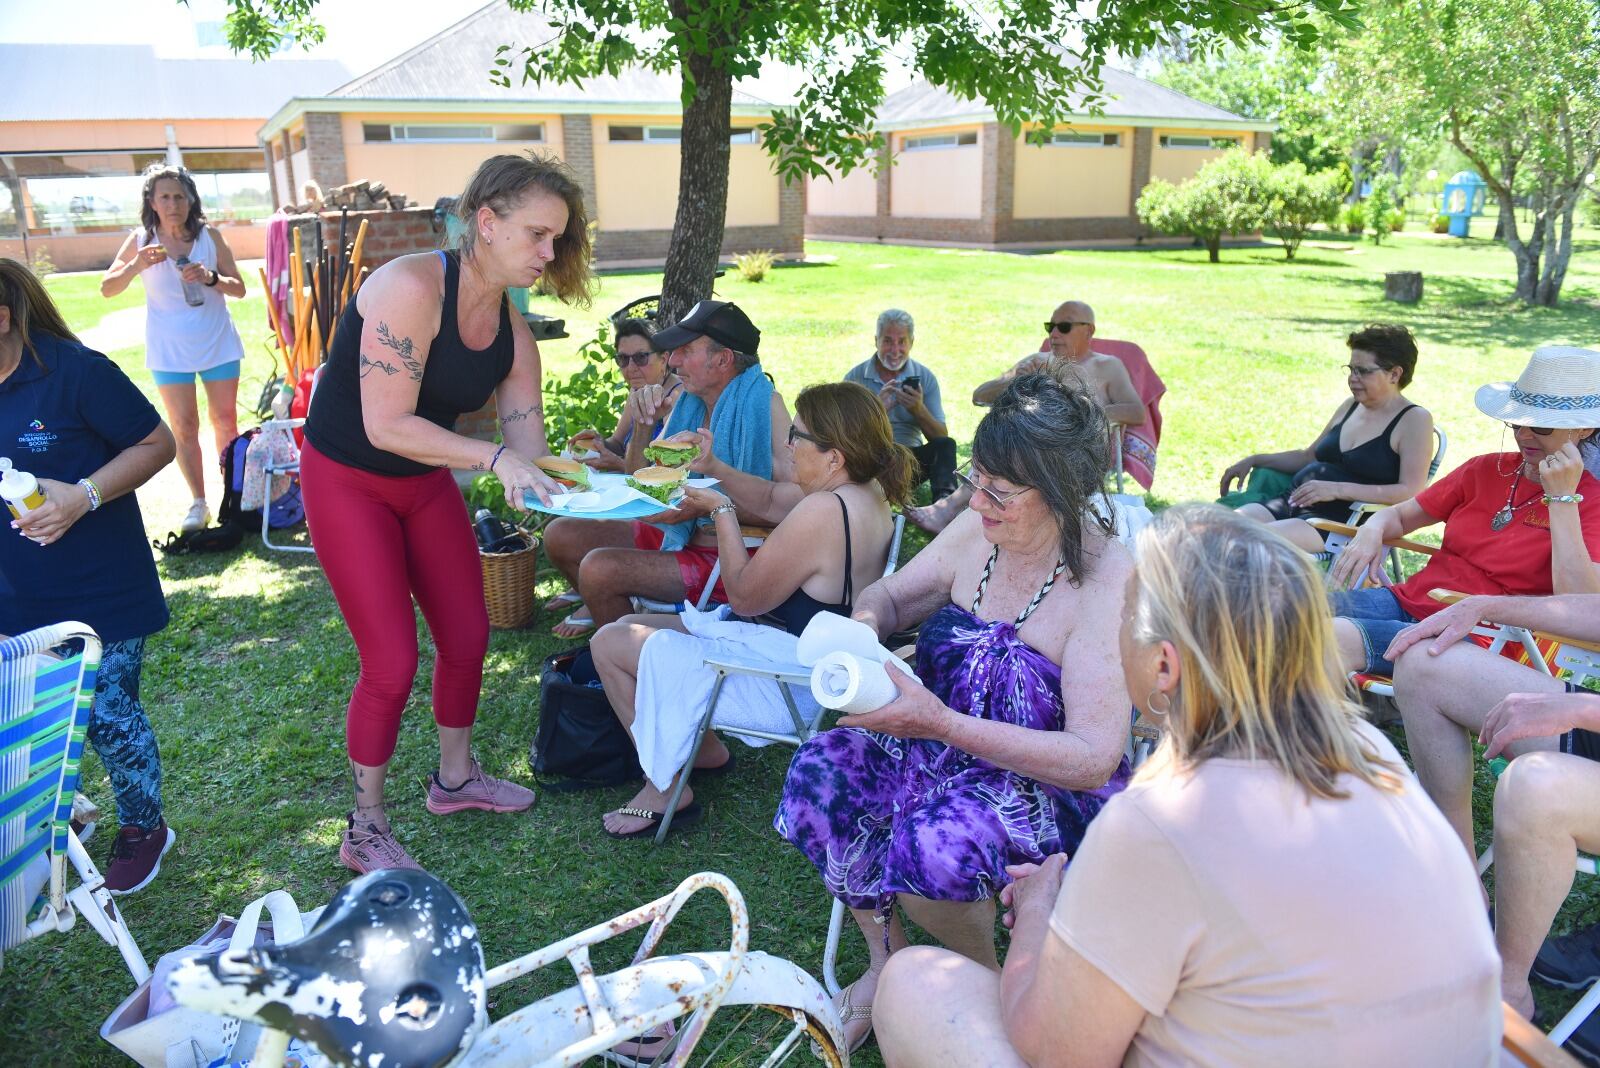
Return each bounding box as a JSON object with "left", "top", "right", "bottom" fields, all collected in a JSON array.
[
  {"left": 456, "top": 153, "right": 594, "bottom": 306},
  {"left": 972, "top": 372, "right": 1114, "bottom": 583},
  {"left": 795, "top": 382, "right": 917, "bottom": 507},
  {"left": 139, "top": 164, "right": 206, "bottom": 241},
  {"left": 0, "top": 257, "right": 79, "bottom": 365}
]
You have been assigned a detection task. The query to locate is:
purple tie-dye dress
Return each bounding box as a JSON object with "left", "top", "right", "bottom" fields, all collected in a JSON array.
[{"left": 775, "top": 602, "right": 1131, "bottom": 908}]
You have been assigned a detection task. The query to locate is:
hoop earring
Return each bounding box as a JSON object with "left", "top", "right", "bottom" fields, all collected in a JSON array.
[{"left": 1147, "top": 689, "right": 1172, "bottom": 717}]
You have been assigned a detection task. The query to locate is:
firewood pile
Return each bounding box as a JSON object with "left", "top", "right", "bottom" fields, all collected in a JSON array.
[{"left": 288, "top": 180, "right": 413, "bottom": 214}]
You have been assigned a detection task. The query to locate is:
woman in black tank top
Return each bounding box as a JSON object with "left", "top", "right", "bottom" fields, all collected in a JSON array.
[
  {"left": 1220, "top": 324, "right": 1435, "bottom": 554},
  {"left": 299, "top": 154, "right": 595, "bottom": 875},
  {"left": 588, "top": 383, "right": 918, "bottom": 841}
]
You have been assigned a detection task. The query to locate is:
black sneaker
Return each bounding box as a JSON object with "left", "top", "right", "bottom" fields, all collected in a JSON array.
[
  {"left": 1534, "top": 922, "right": 1600, "bottom": 989},
  {"left": 1565, "top": 1008, "right": 1600, "bottom": 1067}
]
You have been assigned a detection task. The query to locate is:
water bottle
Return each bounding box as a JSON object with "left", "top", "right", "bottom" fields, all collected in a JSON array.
[
  {"left": 473, "top": 508, "right": 521, "bottom": 553},
  {"left": 172, "top": 255, "right": 206, "bottom": 307},
  {"left": 0, "top": 457, "right": 46, "bottom": 520}
]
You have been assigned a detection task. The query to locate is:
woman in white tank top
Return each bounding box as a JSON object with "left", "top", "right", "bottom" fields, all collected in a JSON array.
[{"left": 102, "top": 165, "right": 247, "bottom": 532}]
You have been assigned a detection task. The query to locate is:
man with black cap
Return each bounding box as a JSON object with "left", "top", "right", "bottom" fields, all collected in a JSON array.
[{"left": 543, "top": 299, "right": 799, "bottom": 634}]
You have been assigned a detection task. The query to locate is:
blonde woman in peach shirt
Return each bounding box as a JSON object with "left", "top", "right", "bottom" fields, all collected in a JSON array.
[{"left": 872, "top": 505, "right": 1500, "bottom": 1068}]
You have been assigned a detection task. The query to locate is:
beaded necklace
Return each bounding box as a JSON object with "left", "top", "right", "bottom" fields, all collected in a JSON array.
[{"left": 972, "top": 544, "right": 1069, "bottom": 625}]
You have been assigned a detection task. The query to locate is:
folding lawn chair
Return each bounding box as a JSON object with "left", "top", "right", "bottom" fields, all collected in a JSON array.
[
  {"left": 0, "top": 623, "right": 148, "bottom": 981},
  {"left": 253, "top": 365, "right": 322, "bottom": 555},
  {"left": 1317, "top": 426, "right": 1448, "bottom": 582}
]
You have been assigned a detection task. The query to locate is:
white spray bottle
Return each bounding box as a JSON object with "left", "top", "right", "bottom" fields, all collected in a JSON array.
[{"left": 0, "top": 457, "right": 46, "bottom": 520}]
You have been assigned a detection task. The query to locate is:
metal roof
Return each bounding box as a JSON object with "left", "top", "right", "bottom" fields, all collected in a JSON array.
[
  {"left": 327, "top": 2, "right": 786, "bottom": 108},
  {"left": 0, "top": 44, "right": 351, "bottom": 124},
  {"left": 878, "top": 65, "right": 1267, "bottom": 130}
]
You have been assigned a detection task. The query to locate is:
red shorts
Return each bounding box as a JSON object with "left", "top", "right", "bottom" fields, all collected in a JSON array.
[{"left": 630, "top": 522, "right": 754, "bottom": 606}]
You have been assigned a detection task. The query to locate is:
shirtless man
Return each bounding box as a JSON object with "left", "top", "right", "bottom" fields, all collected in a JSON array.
[
  {"left": 971, "top": 300, "right": 1143, "bottom": 425},
  {"left": 909, "top": 300, "right": 1142, "bottom": 533}
]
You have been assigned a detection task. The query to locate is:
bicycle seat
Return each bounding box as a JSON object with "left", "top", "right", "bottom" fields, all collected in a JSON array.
[{"left": 167, "top": 869, "right": 486, "bottom": 1068}]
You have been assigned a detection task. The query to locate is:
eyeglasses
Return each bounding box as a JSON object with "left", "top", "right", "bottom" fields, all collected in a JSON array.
[
  {"left": 1505, "top": 421, "right": 1557, "bottom": 437},
  {"left": 956, "top": 461, "right": 1033, "bottom": 510},
  {"left": 613, "top": 350, "right": 657, "bottom": 368},
  {"left": 1342, "top": 363, "right": 1386, "bottom": 377},
  {"left": 1044, "top": 321, "right": 1090, "bottom": 334},
  {"left": 788, "top": 425, "right": 828, "bottom": 448}
]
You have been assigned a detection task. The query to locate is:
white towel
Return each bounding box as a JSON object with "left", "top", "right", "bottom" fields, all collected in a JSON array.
[{"left": 631, "top": 606, "right": 818, "bottom": 791}]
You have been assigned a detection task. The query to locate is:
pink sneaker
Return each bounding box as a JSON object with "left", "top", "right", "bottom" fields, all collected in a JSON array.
[
  {"left": 339, "top": 816, "right": 424, "bottom": 874},
  {"left": 426, "top": 759, "right": 536, "bottom": 815}
]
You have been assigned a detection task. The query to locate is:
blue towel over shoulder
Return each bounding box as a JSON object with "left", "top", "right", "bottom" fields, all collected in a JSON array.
[{"left": 654, "top": 365, "right": 774, "bottom": 550}]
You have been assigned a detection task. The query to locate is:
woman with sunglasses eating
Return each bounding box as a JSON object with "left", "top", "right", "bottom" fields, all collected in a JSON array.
[
  {"left": 1327, "top": 346, "right": 1600, "bottom": 679},
  {"left": 1219, "top": 323, "right": 1435, "bottom": 549},
  {"left": 775, "top": 373, "right": 1133, "bottom": 1054},
  {"left": 566, "top": 318, "right": 682, "bottom": 474}
]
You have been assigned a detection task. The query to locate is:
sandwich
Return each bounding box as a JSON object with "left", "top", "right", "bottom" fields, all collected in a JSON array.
[
  {"left": 534, "top": 455, "right": 591, "bottom": 490},
  {"left": 627, "top": 465, "right": 688, "bottom": 505},
  {"left": 643, "top": 433, "right": 701, "bottom": 469}
]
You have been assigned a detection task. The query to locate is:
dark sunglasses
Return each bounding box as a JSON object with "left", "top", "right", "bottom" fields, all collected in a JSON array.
[
  {"left": 1044, "top": 320, "right": 1090, "bottom": 334},
  {"left": 1505, "top": 421, "right": 1557, "bottom": 437},
  {"left": 613, "top": 350, "right": 658, "bottom": 368},
  {"left": 788, "top": 425, "right": 828, "bottom": 448}
]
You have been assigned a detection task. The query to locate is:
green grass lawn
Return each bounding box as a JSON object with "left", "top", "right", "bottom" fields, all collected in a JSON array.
[{"left": 5, "top": 230, "right": 1599, "bottom": 1065}]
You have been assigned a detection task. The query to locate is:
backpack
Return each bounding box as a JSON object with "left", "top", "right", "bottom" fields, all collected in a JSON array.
[
  {"left": 218, "top": 429, "right": 305, "bottom": 532},
  {"left": 530, "top": 647, "right": 643, "bottom": 789}
]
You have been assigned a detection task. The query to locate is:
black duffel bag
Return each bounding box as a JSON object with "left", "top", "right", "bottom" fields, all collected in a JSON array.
[{"left": 530, "top": 646, "right": 643, "bottom": 789}]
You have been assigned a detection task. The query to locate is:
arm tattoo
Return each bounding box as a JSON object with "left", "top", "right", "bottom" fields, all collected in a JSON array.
[
  {"left": 375, "top": 321, "right": 424, "bottom": 381},
  {"left": 359, "top": 353, "right": 400, "bottom": 378},
  {"left": 501, "top": 404, "right": 543, "bottom": 426}
]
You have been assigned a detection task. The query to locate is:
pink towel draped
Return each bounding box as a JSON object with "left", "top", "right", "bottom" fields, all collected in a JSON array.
[
  {"left": 265, "top": 213, "right": 292, "bottom": 348},
  {"left": 1038, "top": 336, "right": 1166, "bottom": 490}
]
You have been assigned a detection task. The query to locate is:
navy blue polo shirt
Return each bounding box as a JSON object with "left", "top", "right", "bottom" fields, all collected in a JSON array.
[{"left": 0, "top": 333, "right": 168, "bottom": 643}]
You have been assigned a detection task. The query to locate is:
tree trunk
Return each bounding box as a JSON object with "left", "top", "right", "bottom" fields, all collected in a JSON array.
[
  {"left": 658, "top": 15, "right": 734, "bottom": 326},
  {"left": 1533, "top": 191, "right": 1580, "bottom": 306},
  {"left": 1206, "top": 236, "right": 1221, "bottom": 263}
]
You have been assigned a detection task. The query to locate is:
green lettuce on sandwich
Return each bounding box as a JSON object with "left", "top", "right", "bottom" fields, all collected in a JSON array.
[
  {"left": 627, "top": 465, "right": 688, "bottom": 505},
  {"left": 643, "top": 434, "right": 700, "bottom": 468},
  {"left": 535, "top": 455, "right": 591, "bottom": 490}
]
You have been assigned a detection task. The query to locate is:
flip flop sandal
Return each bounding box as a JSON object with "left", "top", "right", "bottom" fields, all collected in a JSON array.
[
  {"left": 690, "top": 749, "right": 737, "bottom": 780},
  {"left": 543, "top": 590, "right": 584, "bottom": 613},
  {"left": 603, "top": 802, "right": 703, "bottom": 840},
  {"left": 813, "top": 977, "right": 875, "bottom": 1058},
  {"left": 552, "top": 610, "right": 595, "bottom": 637}
]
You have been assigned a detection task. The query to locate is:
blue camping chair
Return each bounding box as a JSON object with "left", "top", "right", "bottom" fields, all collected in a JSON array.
[{"left": 0, "top": 623, "right": 148, "bottom": 980}]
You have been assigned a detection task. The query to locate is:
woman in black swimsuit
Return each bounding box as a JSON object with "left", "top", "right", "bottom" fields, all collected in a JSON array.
[
  {"left": 1219, "top": 324, "right": 1435, "bottom": 553},
  {"left": 589, "top": 381, "right": 914, "bottom": 838}
]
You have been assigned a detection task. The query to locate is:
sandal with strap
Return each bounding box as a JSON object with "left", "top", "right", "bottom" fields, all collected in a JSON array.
[
  {"left": 603, "top": 802, "right": 703, "bottom": 840},
  {"left": 552, "top": 609, "right": 595, "bottom": 638},
  {"left": 815, "top": 977, "right": 874, "bottom": 1056},
  {"left": 543, "top": 590, "right": 584, "bottom": 613}
]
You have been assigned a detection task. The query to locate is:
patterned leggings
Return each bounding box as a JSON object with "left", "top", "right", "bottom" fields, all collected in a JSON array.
[{"left": 89, "top": 637, "right": 164, "bottom": 831}]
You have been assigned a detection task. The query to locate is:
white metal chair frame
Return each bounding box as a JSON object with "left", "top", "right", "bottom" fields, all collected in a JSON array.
[
  {"left": 191, "top": 872, "right": 845, "bottom": 1068},
  {"left": 255, "top": 365, "right": 322, "bottom": 555},
  {"left": 0, "top": 623, "right": 149, "bottom": 982}
]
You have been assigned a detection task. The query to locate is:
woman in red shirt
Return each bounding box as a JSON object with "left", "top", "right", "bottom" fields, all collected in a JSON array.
[{"left": 1328, "top": 346, "right": 1600, "bottom": 677}]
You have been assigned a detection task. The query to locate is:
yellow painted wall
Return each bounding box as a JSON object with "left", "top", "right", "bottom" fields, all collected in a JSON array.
[
  {"left": 1149, "top": 129, "right": 1248, "bottom": 185},
  {"left": 807, "top": 164, "right": 876, "bottom": 217},
  {"left": 0, "top": 118, "right": 265, "bottom": 153},
  {"left": 1012, "top": 125, "right": 1134, "bottom": 219},
  {"left": 888, "top": 126, "right": 982, "bottom": 219},
  {"left": 339, "top": 112, "right": 564, "bottom": 204},
  {"left": 591, "top": 115, "right": 780, "bottom": 232}
]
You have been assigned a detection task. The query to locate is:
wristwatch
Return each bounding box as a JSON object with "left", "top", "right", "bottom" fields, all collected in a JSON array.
[
  {"left": 204, "top": 269, "right": 219, "bottom": 287},
  {"left": 709, "top": 503, "right": 736, "bottom": 520}
]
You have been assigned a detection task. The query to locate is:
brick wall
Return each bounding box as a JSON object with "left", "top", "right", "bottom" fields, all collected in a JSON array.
[
  {"left": 562, "top": 114, "right": 599, "bottom": 220},
  {"left": 304, "top": 112, "right": 348, "bottom": 190}
]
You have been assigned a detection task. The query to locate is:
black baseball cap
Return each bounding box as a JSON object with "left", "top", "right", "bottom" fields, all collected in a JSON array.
[{"left": 652, "top": 299, "right": 761, "bottom": 356}]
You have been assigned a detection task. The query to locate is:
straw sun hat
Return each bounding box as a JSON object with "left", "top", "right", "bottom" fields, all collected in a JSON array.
[{"left": 1475, "top": 346, "right": 1600, "bottom": 428}]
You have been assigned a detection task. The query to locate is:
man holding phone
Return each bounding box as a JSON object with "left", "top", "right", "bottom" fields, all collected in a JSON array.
[{"left": 843, "top": 308, "right": 958, "bottom": 500}]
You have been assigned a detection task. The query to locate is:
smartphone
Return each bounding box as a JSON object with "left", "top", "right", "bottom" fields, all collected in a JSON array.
[{"left": 901, "top": 375, "right": 922, "bottom": 392}]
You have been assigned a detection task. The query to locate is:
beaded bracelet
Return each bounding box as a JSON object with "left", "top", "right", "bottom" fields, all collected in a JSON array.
[
  {"left": 708, "top": 503, "right": 736, "bottom": 520},
  {"left": 488, "top": 445, "right": 507, "bottom": 472},
  {"left": 1543, "top": 493, "right": 1584, "bottom": 506},
  {"left": 77, "top": 477, "right": 102, "bottom": 511}
]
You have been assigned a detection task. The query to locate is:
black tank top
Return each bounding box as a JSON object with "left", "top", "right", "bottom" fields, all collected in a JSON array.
[
  {"left": 305, "top": 250, "right": 514, "bottom": 477},
  {"left": 1311, "top": 401, "right": 1418, "bottom": 487},
  {"left": 766, "top": 493, "right": 855, "bottom": 636}
]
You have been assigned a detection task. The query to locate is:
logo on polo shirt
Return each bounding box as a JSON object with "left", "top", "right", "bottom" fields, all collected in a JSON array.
[
  {"left": 16, "top": 417, "right": 56, "bottom": 454},
  {"left": 28, "top": 419, "right": 44, "bottom": 430}
]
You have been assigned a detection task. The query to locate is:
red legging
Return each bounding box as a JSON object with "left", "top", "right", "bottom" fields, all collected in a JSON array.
[{"left": 300, "top": 441, "right": 489, "bottom": 766}]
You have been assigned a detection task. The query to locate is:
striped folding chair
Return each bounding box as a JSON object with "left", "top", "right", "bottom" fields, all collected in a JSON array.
[{"left": 0, "top": 623, "right": 148, "bottom": 980}]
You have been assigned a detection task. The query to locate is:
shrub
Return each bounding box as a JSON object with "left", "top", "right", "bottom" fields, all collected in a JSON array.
[
  {"left": 1339, "top": 202, "right": 1366, "bottom": 234},
  {"left": 734, "top": 248, "right": 776, "bottom": 282},
  {"left": 1386, "top": 208, "right": 1406, "bottom": 233},
  {"left": 1431, "top": 213, "right": 1451, "bottom": 233},
  {"left": 28, "top": 247, "right": 55, "bottom": 279},
  {"left": 1365, "top": 172, "right": 1402, "bottom": 245},
  {"left": 1136, "top": 148, "right": 1269, "bottom": 263},
  {"left": 1262, "top": 161, "right": 1342, "bottom": 260},
  {"left": 1583, "top": 195, "right": 1600, "bottom": 228}
]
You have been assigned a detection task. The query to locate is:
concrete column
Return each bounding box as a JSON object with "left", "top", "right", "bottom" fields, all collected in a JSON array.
[
  {"left": 260, "top": 140, "right": 280, "bottom": 209},
  {"left": 303, "top": 112, "right": 347, "bottom": 189}
]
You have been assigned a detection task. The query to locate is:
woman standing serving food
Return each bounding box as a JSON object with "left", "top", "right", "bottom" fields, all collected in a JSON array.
[
  {"left": 301, "top": 154, "right": 591, "bottom": 874},
  {"left": 101, "top": 164, "right": 247, "bottom": 533}
]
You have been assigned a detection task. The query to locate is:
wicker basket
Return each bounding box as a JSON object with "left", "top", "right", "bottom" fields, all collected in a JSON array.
[{"left": 481, "top": 530, "right": 541, "bottom": 630}]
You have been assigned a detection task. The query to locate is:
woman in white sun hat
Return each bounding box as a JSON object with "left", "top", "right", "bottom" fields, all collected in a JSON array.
[{"left": 1323, "top": 345, "right": 1600, "bottom": 678}]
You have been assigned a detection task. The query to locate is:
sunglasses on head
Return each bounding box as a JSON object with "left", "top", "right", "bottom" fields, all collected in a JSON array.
[
  {"left": 1044, "top": 320, "right": 1090, "bottom": 334},
  {"left": 613, "top": 350, "right": 657, "bottom": 368},
  {"left": 956, "top": 461, "right": 1032, "bottom": 510},
  {"left": 1505, "top": 421, "right": 1557, "bottom": 437}
]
